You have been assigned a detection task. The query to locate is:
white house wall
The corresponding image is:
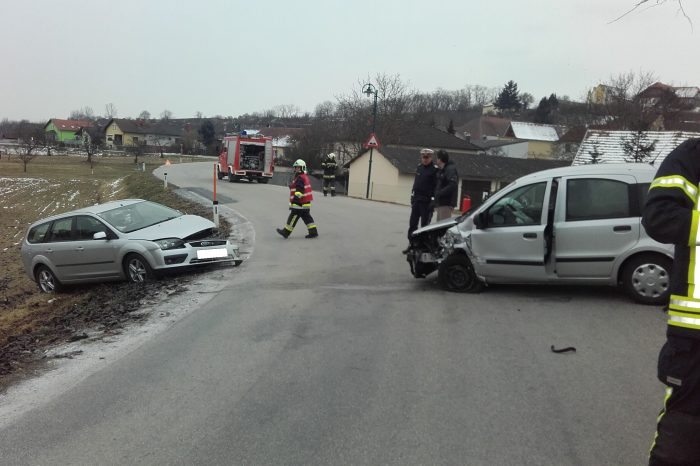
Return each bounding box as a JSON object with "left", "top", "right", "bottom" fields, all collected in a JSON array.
[{"left": 349, "top": 149, "right": 413, "bottom": 204}]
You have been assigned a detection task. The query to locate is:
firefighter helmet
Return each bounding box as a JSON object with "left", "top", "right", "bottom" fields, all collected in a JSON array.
[
  {"left": 293, "top": 159, "right": 307, "bottom": 172},
  {"left": 327, "top": 152, "right": 336, "bottom": 160}
]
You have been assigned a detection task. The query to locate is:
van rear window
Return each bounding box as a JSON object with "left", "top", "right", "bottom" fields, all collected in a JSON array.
[{"left": 566, "top": 178, "right": 630, "bottom": 221}]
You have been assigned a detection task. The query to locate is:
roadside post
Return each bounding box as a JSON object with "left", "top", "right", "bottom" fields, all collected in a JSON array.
[
  {"left": 142, "top": 162, "right": 146, "bottom": 172},
  {"left": 164, "top": 172, "right": 167, "bottom": 189},
  {"left": 213, "top": 164, "right": 220, "bottom": 228}
]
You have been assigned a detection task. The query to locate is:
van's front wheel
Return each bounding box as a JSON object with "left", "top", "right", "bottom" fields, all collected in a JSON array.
[
  {"left": 438, "top": 254, "right": 484, "bottom": 293},
  {"left": 621, "top": 254, "right": 672, "bottom": 305}
]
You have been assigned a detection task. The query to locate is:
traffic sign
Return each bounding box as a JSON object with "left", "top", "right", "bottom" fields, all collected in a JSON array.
[{"left": 363, "top": 133, "right": 381, "bottom": 149}]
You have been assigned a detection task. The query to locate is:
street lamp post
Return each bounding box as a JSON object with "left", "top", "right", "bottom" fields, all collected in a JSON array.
[{"left": 362, "top": 82, "right": 378, "bottom": 199}]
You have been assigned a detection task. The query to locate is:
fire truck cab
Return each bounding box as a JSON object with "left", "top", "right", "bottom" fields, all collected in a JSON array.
[{"left": 217, "top": 132, "right": 274, "bottom": 183}]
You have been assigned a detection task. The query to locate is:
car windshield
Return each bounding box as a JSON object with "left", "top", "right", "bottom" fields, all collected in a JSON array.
[{"left": 98, "top": 201, "right": 182, "bottom": 233}]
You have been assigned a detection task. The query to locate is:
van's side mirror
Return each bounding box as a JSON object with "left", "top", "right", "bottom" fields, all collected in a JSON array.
[
  {"left": 93, "top": 231, "right": 107, "bottom": 240},
  {"left": 473, "top": 213, "right": 485, "bottom": 229}
]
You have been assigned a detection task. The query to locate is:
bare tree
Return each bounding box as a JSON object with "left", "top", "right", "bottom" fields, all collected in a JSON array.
[
  {"left": 15, "top": 120, "right": 45, "bottom": 172},
  {"left": 138, "top": 110, "right": 151, "bottom": 120},
  {"left": 104, "top": 103, "right": 117, "bottom": 118},
  {"left": 612, "top": 1, "right": 691, "bottom": 28},
  {"left": 69, "top": 106, "right": 95, "bottom": 120},
  {"left": 599, "top": 70, "right": 658, "bottom": 130},
  {"left": 160, "top": 110, "right": 173, "bottom": 121},
  {"left": 273, "top": 105, "right": 301, "bottom": 119}
]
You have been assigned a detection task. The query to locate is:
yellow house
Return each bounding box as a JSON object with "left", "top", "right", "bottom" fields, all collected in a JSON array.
[
  {"left": 503, "top": 122, "right": 560, "bottom": 159},
  {"left": 104, "top": 118, "right": 183, "bottom": 148}
]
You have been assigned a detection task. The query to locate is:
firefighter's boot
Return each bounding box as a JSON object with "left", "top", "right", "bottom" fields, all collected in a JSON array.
[
  {"left": 276, "top": 228, "right": 289, "bottom": 239},
  {"left": 305, "top": 227, "right": 318, "bottom": 239}
]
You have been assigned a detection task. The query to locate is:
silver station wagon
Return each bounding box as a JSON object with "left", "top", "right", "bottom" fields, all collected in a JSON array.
[
  {"left": 21, "top": 199, "right": 241, "bottom": 292},
  {"left": 406, "top": 163, "right": 674, "bottom": 305}
]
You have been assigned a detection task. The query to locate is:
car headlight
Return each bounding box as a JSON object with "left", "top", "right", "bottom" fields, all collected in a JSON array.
[
  {"left": 440, "top": 229, "right": 462, "bottom": 249},
  {"left": 155, "top": 238, "right": 185, "bottom": 250}
]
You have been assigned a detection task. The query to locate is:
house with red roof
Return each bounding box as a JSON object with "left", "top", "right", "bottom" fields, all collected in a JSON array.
[{"left": 44, "top": 119, "right": 93, "bottom": 143}]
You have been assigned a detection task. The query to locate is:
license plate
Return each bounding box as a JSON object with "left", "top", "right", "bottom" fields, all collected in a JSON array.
[{"left": 196, "top": 248, "right": 228, "bottom": 259}]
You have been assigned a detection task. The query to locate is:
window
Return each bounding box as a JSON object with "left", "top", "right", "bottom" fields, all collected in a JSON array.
[
  {"left": 27, "top": 222, "right": 51, "bottom": 244},
  {"left": 75, "top": 216, "right": 109, "bottom": 240},
  {"left": 566, "top": 178, "right": 630, "bottom": 221},
  {"left": 48, "top": 217, "right": 74, "bottom": 242},
  {"left": 487, "top": 182, "right": 546, "bottom": 227}
]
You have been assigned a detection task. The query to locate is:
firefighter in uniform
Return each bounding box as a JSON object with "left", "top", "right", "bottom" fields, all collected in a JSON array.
[
  {"left": 276, "top": 159, "right": 318, "bottom": 239},
  {"left": 643, "top": 138, "right": 700, "bottom": 465},
  {"left": 322, "top": 152, "right": 338, "bottom": 197}
]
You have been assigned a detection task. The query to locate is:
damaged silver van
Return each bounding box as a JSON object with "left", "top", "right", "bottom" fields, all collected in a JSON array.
[{"left": 405, "top": 163, "right": 674, "bottom": 305}]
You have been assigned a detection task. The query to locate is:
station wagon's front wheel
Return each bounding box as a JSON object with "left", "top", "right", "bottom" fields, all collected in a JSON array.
[
  {"left": 36, "top": 265, "right": 62, "bottom": 293},
  {"left": 621, "top": 254, "right": 672, "bottom": 305},
  {"left": 124, "top": 253, "right": 154, "bottom": 283}
]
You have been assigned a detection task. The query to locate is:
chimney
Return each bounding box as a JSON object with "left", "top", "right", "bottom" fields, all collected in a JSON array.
[{"left": 463, "top": 131, "right": 471, "bottom": 143}]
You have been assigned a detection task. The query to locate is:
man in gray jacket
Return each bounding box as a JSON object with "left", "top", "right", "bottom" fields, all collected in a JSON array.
[{"left": 434, "top": 150, "right": 458, "bottom": 221}]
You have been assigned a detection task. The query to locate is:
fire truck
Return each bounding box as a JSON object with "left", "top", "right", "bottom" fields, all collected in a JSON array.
[{"left": 217, "top": 132, "right": 275, "bottom": 183}]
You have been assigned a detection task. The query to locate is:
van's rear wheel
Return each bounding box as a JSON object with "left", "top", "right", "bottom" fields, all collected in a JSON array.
[
  {"left": 621, "top": 253, "right": 671, "bottom": 305},
  {"left": 438, "top": 254, "right": 484, "bottom": 293}
]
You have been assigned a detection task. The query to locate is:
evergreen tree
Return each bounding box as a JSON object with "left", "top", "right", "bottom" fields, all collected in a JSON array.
[
  {"left": 495, "top": 80, "right": 521, "bottom": 113},
  {"left": 534, "top": 97, "right": 551, "bottom": 123},
  {"left": 622, "top": 131, "right": 657, "bottom": 163},
  {"left": 534, "top": 93, "right": 560, "bottom": 124},
  {"left": 447, "top": 119, "right": 455, "bottom": 135},
  {"left": 198, "top": 120, "right": 216, "bottom": 147},
  {"left": 588, "top": 144, "right": 602, "bottom": 164}
]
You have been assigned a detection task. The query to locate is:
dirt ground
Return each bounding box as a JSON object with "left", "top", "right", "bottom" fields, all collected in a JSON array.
[{"left": 0, "top": 154, "right": 229, "bottom": 392}]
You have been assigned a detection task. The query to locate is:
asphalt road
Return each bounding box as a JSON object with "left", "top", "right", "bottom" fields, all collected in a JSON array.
[{"left": 0, "top": 162, "right": 668, "bottom": 465}]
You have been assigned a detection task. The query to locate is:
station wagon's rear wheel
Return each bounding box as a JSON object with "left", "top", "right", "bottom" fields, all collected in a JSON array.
[
  {"left": 621, "top": 253, "right": 672, "bottom": 305},
  {"left": 35, "top": 265, "right": 62, "bottom": 293},
  {"left": 124, "top": 253, "right": 154, "bottom": 283},
  {"left": 438, "top": 254, "right": 484, "bottom": 293}
]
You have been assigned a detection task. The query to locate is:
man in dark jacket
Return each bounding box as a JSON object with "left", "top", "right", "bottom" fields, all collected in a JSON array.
[
  {"left": 403, "top": 148, "right": 438, "bottom": 251},
  {"left": 642, "top": 138, "right": 700, "bottom": 465},
  {"left": 434, "top": 150, "right": 458, "bottom": 221}
]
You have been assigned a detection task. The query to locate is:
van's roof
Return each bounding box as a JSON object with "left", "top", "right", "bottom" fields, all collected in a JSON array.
[{"left": 514, "top": 163, "right": 657, "bottom": 184}]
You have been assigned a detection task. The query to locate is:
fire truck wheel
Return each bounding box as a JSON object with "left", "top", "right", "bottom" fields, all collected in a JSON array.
[
  {"left": 228, "top": 171, "right": 235, "bottom": 182},
  {"left": 217, "top": 170, "right": 224, "bottom": 180}
]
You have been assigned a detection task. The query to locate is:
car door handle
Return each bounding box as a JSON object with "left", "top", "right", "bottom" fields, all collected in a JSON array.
[
  {"left": 613, "top": 225, "right": 632, "bottom": 232},
  {"left": 75, "top": 246, "right": 84, "bottom": 251},
  {"left": 523, "top": 232, "right": 538, "bottom": 239}
]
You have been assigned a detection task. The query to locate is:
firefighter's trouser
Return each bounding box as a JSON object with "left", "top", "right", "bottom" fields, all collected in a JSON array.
[
  {"left": 649, "top": 336, "right": 700, "bottom": 465},
  {"left": 323, "top": 176, "right": 336, "bottom": 196},
  {"left": 283, "top": 208, "right": 317, "bottom": 236}
]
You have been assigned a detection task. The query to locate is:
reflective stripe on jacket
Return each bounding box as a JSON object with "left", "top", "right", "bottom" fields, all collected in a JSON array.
[
  {"left": 289, "top": 172, "right": 313, "bottom": 208},
  {"left": 642, "top": 138, "right": 700, "bottom": 338}
]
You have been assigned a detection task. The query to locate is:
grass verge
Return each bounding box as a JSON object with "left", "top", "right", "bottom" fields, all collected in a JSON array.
[{"left": 0, "top": 154, "right": 227, "bottom": 391}]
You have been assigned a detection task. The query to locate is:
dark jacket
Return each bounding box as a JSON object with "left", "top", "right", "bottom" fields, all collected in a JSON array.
[
  {"left": 642, "top": 138, "right": 700, "bottom": 339},
  {"left": 411, "top": 162, "right": 438, "bottom": 202},
  {"left": 435, "top": 160, "right": 459, "bottom": 207}
]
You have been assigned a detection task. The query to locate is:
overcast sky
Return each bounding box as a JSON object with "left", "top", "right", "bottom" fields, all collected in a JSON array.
[{"left": 2, "top": 0, "right": 698, "bottom": 122}]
